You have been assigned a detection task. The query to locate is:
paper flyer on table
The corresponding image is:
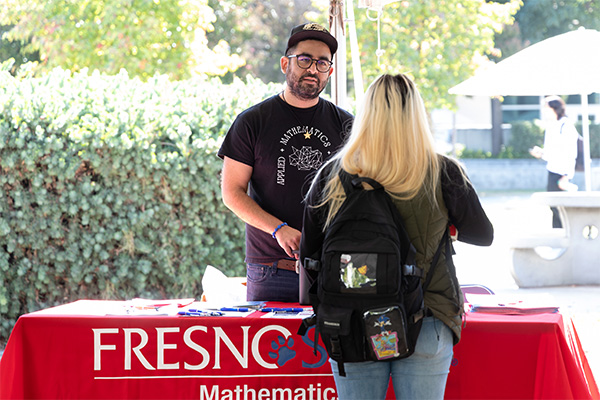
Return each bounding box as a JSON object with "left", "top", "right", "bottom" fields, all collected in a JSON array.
[
  {"left": 105, "top": 298, "right": 196, "bottom": 316},
  {"left": 259, "top": 308, "right": 314, "bottom": 319},
  {"left": 466, "top": 293, "right": 559, "bottom": 315}
]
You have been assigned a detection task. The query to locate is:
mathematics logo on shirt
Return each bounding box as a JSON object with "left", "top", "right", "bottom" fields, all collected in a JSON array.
[{"left": 277, "top": 125, "right": 333, "bottom": 185}]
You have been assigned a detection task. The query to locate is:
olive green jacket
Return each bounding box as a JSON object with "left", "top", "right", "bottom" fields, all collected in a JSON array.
[
  {"left": 392, "top": 185, "right": 464, "bottom": 344},
  {"left": 392, "top": 158, "right": 493, "bottom": 344}
]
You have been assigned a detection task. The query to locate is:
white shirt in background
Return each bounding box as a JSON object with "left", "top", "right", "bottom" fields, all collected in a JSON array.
[{"left": 542, "top": 116, "right": 579, "bottom": 179}]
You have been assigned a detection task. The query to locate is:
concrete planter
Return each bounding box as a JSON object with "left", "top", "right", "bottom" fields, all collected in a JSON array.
[{"left": 459, "top": 158, "right": 600, "bottom": 191}]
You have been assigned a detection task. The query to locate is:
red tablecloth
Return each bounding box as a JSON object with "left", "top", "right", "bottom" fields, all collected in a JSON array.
[
  {"left": 445, "top": 311, "right": 598, "bottom": 400},
  {"left": 0, "top": 301, "right": 597, "bottom": 399}
]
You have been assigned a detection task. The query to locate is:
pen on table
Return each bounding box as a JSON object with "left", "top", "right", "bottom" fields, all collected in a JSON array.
[
  {"left": 178, "top": 310, "right": 223, "bottom": 317},
  {"left": 188, "top": 309, "right": 225, "bottom": 315},
  {"left": 219, "top": 307, "right": 250, "bottom": 312},
  {"left": 260, "top": 307, "right": 304, "bottom": 313}
]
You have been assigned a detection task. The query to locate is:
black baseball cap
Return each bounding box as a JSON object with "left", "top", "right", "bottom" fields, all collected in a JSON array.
[{"left": 285, "top": 23, "right": 338, "bottom": 56}]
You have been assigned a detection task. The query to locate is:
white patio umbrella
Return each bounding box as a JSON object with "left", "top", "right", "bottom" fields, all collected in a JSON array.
[{"left": 449, "top": 28, "right": 600, "bottom": 191}]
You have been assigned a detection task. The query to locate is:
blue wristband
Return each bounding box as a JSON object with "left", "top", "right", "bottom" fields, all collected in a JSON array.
[{"left": 272, "top": 222, "right": 288, "bottom": 239}]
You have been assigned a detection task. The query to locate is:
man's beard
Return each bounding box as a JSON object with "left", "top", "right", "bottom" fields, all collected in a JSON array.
[{"left": 286, "top": 72, "right": 328, "bottom": 100}]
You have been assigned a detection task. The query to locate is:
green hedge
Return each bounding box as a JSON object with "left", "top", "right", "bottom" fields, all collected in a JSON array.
[
  {"left": 0, "top": 63, "right": 280, "bottom": 341},
  {"left": 507, "top": 121, "right": 545, "bottom": 158},
  {"left": 575, "top": 122, "right": 600, "bottom": 159}
]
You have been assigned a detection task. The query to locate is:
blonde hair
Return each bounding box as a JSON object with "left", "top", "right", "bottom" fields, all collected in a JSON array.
[{"left": 311, "top": 73, "right": 441, "bottom": 227}]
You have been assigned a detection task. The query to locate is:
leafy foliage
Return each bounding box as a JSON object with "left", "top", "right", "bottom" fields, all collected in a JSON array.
[
  {"left": 493, "top": 0, "right": 600, "bottom": 61},
  {"left": 507, "top": 120, "right": 544, "bottom": 157},
  {"left": 1, "top": 0, "right": 526, "bottom": 113},
  {"left": 0, "top": 24, "right": 40, "bottom": 73},
  {"left": 352, "top": 0, "right": 521, "bottom": 111},
  {"left": 0, "top": 0, "right": 243, "bottom": 80},
  {"left": 207, "top": 0, "right": 322, "bottom": 84},
  {"left": 0, "top": 63, "right": 280, "bottom": 341},
  {"left": 207, "top": 0, "right": 523, "bottom": 111},
  {"left": 577, "top": 123, "right": 600, "bottom": 159}
]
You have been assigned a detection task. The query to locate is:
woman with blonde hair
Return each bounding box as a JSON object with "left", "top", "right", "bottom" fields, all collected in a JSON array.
[{"left": 300, "top": 73, "right": 493, "bottom": 399}]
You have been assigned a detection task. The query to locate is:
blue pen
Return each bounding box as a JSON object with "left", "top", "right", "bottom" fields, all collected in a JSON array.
[
  {"left": 179, "top": 310, "right": 223, "bottom": 317},
  {"left": 260, "top": 307, "right": 304, "bottom": 313},
  {"left": 189, "top": 309, "right": 224, "bottom": 315},
  {"left": 220, "top": 307, "right": 250, "bottom": 312}
]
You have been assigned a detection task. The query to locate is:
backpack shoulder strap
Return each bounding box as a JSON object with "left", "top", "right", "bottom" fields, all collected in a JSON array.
[
  {"left": 338, "top": 170, "right": 384, "bottom": 195},
  {"left": 351, "top": 176, "right": 383, "bottom": 190},
  {"left": 337, "top": 169, "right": 354, "bottom": 196}
]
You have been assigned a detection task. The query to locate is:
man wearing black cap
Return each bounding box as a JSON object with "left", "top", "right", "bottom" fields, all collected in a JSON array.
[{"left": 218, "top": 23, "right": 353, "bottom": 302}]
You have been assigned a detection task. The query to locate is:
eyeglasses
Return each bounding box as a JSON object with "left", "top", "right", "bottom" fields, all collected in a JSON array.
[{"left": 286, "top": 55, "right": 333, "bottom": 73}]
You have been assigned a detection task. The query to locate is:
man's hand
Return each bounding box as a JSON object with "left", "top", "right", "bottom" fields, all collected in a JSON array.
[{"left": 273, "top": 224, "right": 301, "bottom": 259}]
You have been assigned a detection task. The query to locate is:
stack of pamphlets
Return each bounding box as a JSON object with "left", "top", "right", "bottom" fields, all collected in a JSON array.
[{"left": 466, "top": 293, "right": 559, "bottom": 315}]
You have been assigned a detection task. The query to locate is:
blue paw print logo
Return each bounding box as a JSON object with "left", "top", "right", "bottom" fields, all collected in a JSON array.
[{"left": 268, "top": 335, "right": 296, "bottom": 366}]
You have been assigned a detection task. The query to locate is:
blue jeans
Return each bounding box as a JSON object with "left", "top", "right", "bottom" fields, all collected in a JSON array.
[
  {"left": 246, "top": 262, "right": 299, "bottom": 302},
  {"left": 330, "top": 316, "right": 453, "bottom": 400}
]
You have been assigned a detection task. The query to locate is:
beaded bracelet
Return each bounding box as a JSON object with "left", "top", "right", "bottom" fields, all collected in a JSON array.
[{"left": 272, "top": 222, "right": 288, "bottom": 239}]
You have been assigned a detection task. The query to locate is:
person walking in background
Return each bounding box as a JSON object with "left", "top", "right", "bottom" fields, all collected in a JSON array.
[
  {"left": 300, "top": 74, "right": 493, "bottom": 399},
  {"left": 529, "top": 95, "right": 580, "bottom": 228},
  {"left": 218, "top": 23, "right": 353, "bottom": 302}
]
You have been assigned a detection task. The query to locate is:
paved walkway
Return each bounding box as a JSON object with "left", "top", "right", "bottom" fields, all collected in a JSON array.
[{"left": 454, "top": 190, "right": 600, "bottom": 381}]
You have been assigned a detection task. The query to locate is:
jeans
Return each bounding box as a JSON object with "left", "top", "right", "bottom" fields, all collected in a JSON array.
[
  {"left": 330, "top": 316, "right": 453, "bottom": 400},
  {"left": 246, "top": 262, "right": 299, "bottom": 302}
]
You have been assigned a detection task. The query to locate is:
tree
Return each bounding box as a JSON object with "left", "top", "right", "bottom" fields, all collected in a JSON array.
[
  {"left": 351, "top": 0, "right": 521, "bottom": 111},
  {"left": 494, "top": 0, "right": 600, "bottom": 61},
  {"left": 1, "top": 0, "right": 524, "bottom": 111},
  {"left": 0, "top": 25, "right": 40, "bottom": 74},
  {"left": 207, "top": 0, "right": 323, "bottom": 84},
  {"left": 0, "top": 0, "right": 243, "bottom": 80},
  {"left": 202, "top": 0, "right": 521, "bottom": 111}
]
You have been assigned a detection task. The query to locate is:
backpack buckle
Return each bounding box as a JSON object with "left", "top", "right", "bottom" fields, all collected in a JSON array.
[
  {"left": 297, "top": 314, "right": 317, "bottom": 336},
  {"left": 330, "top": 336, "right": 343, "bottom": 359},
  {"left": 304, "top": 258, "right": 321, "bottom": 271},
  {"left": 402, "top": 264, "right": 423, "bottom": 278}
]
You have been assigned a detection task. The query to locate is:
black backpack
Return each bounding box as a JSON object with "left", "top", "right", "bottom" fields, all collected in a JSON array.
[
  {"left": 300, "top": 171, "right": 447, "bottom": 376},
  {"left": 575, "top": 135, "right": 584, "bottom": 172},
  {"left": 560, "top": 121, "right": 585, "bottom": 172}
]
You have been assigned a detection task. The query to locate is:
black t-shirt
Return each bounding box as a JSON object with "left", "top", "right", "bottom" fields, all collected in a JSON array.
[{"left": 218, "top": 94, "right": 353, "bottom": 264}]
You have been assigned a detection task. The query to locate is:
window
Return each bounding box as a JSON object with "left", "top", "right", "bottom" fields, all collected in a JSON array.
[{"left": 502, "top": 109, "right": 540, "bottom": 123}]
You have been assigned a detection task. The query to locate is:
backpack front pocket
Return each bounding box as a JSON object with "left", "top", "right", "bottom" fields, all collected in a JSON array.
[{"left": 363, "top": 306, "right": 410, "bottom": 360}]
